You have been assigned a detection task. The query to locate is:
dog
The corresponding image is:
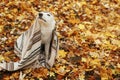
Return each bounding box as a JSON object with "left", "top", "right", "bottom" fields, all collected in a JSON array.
[
  {"left": 39, "top": 12, "right": 56, "bottom": 62},
  {"left": 0, "top": 12, "right": 58, "bottom": 71}
]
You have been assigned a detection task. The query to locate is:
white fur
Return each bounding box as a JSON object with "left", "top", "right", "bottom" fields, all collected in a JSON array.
[
  {"left": 38, "top": 12, "right": 56, "bottom": 62},
  {"left": 38, "top": 12, "right": 55, "bottom": 43}
]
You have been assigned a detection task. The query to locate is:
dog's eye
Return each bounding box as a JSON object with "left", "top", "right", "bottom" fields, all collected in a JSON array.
[{"left": 47, "top": 14, "right": 50, "bottom": 16}]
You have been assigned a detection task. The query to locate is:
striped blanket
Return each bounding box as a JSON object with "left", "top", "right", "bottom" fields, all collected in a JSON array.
[{"left": 0, "top": 14, "right": 59, "bottom": 71}]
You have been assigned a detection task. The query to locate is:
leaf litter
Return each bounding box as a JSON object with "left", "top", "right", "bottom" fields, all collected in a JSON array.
[{"left": 0, "top": 0, "right": 120, "bottom": 80}]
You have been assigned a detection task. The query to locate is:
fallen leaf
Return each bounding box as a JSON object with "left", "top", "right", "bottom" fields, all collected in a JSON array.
[
  {"left": 56, "top": 66, "right": 70, "bottom": 75},
  {"left": 117, "top": 63, "right": 120, "bottom": 68},
  {"left": 90, "top": 59, "right": 100, "bottom": 67},
  {"left": 78, "top": 24, "right": 85, "bottom": 30},
  {"left": 49, "top": 71, "right": 55, "bottom": 77},
  {"left": 58, "top": 50, "right": 67, "bottom": 58},
  {"left": 0, "top": 25, "right": 4, "bottom": 33},
  {"left": 68, "top": 18, "right": 80, "bottom": 24},
  {"left": 0, "top": 55, "right": 4, "bottom": 62},
  {"left": 89, "top": 52, "right": 100, "bottom": 58},
  {"left": 79, "top": 74, "right": 85, "bottom": 80},
  {"left": 105, "top": 32, "right": 115, "bottom": 38},
  {"left": 81, "top": 57, "right": 87, "bottom": 62}
]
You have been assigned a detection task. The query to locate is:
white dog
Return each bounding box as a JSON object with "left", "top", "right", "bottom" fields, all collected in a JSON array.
[
  {"left": 0, "top": 12, "right": 58, "bottom": 71},
  {"left": 39, "top": 12, "right": 56, "bottom": 62}
]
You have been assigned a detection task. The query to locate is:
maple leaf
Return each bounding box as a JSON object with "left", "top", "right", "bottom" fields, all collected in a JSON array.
[
  {"left": 58, "top": 50, "right": 67, "bottom": 58},
  {"left": 81, "top": 57, "right": 87, "bottom": 62},
  {"left": 49, "top": 71, "right": 55, "bottom": 77},
  {"left": 78, "top": 24, "right": 85, "bottom": 30}
]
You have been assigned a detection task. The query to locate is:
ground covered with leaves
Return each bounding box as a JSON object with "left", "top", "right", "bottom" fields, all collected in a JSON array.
[{"left": 0, "top": 0, "right": 120, "bottom": 80}]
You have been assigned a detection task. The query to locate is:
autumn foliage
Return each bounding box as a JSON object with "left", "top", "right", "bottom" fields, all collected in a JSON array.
[{"left": 0, "top": 0, "right": 120, "bottom": 80}]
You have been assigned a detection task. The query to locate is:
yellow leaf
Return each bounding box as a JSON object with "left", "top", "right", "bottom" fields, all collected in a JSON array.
[
  {"left": 95, "top": 39, "right": 102, "bottom": 45},
  {"left": 89, "top": 52, "right": 99, "bottom": 58},
  {"left": 56, "top": 66, "right": 65, "bottom": 75},
  {"left": 92, "top": 0, "right": 98, "bottom": 4},
  {"left": 12, "top": 8, "right": 18, "bottom": 13},
  {"left": 56, "top": 66, "right": 69, "bottom": 75},
  {"left": 24, "top": 68, "right": 32, "bottom": 74},
  {"left": 49, "top": 71, "right": 55, "bottom": 77},
  {"left": 0, "top": 25, "right": 4, "bottom": 33},
  {"left": 79, "top": 74, "right": 85, "bottom": 80},
  {"left": 31, "top": 7, "right": 38, "bottom": 14},
  {"left": 101, "top": 77, "right": 108, "bottom": 80},
  {"left": 58, "top": 50, "right": 67, "bottom": 58},
  {"left": 90, "top": 59, "right": 100, "bottom": 66},
  {"left": 103, "top": 40, "right": 110, "bottom": 45},
  {"left": 17, "top": 15, "right": 25, "bottom": 21},
  {"left": 117, "top": 63, "right": 120, "bottom": 68},
  {"left": 8, "top": 14, "right": 13, "bottom": 18},
  {"left": 111, "top": 69, "right": 115, "bottom": 74},
  {"left": 85, "top": 8, "right": 92, "bottom": 15},
  {"left": 57, "top": 32, "right": 62, "bottom": 39},
  {"left": 104, "top": 53, "right": 109, "bottom": 57},
  {"left": 72, "top": 68, "right": 78, "bottom": 72},
  {"left": 78, "top": 24, "right": 85, "bottom": 30},
  {"left": 95, "top": 15, "right": 102, "bottom": 22},
  {"left": 0, "top": 55, "right": 4, "bottom": 62},
  {"left": 77, "top": 1, "right": 86, "bottom": 7},
  {"left": 85, "top": 30, "right": 92, "bottom": 36},
  {"left": 112, "top": 39, "right": 120, "bottom": 47},
  {"left": 39, "top": 78, "right": 43, "bottom": 80},
  {"left": 4, "top": 51, "right": 13, "bottom": 56},
  {"left": 81, "top": 57, "right": 87, "bottom": 62},
  {"left": 68, "top": 18, "right": 80, "bottom": 24},
  {"left": 105, "top": 32, "right": 115, "bottom": 38}
]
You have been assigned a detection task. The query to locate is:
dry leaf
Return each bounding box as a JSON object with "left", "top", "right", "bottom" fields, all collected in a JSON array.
[
  {"left": 89, "top": 52, "right": 100, "bottom": 58},
  {"left": 81, "top": 57, "right": 87, "bottom": 62},
  {"left": 0, "top": 25, "right": 4, "bottom": 33},
  {"left": 78, "top": 24, "right": 85, "bottom": 30},
  {"left": 0, "top": 55, "right": 4, "bottom": 62},
  {"left": 58, "top": 50, "right": 67, "bottom": 58}
]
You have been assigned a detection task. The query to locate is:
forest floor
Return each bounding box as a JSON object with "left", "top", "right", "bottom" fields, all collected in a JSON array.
[{"left": 0, "top": 0, "right": 120, "bottom": 80}]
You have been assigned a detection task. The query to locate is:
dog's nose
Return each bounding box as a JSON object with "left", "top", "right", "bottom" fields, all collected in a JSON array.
[{"left": 39, "top": 13, "right": 43, "bottom": 18}]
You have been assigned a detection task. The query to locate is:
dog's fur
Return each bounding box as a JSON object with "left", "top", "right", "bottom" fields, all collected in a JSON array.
[{"left": 38, "top": 12, "right": 56, "bottom": 63}]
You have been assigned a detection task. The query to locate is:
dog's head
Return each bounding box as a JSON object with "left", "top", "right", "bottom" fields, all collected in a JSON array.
[{"left": 38, "top": 12, "right": 56, "bottom": 28}]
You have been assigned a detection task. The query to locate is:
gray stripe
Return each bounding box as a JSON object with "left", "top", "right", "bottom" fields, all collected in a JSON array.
[
  {"left": 18, "top": 53, "right": 39, "bottom": 67},
  {"left": 20, "top": 33, "right": 24, "bottom": 50},
  {"left": 19, "top": 46, "right": 41, "bottom": 65},
  {"left": 24, "top": 48, "right": 40, "bottom": 61},
  {"left": 27, "top": 33, "right": 41, "bottom": 51},
  {"left": 15, "top": 42, "right": 22, "bottom": 52}
]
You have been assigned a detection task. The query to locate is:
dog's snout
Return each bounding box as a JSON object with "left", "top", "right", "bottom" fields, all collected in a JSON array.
[{"left": 39, "top": 13, "right": 43, "bottom": 18}]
